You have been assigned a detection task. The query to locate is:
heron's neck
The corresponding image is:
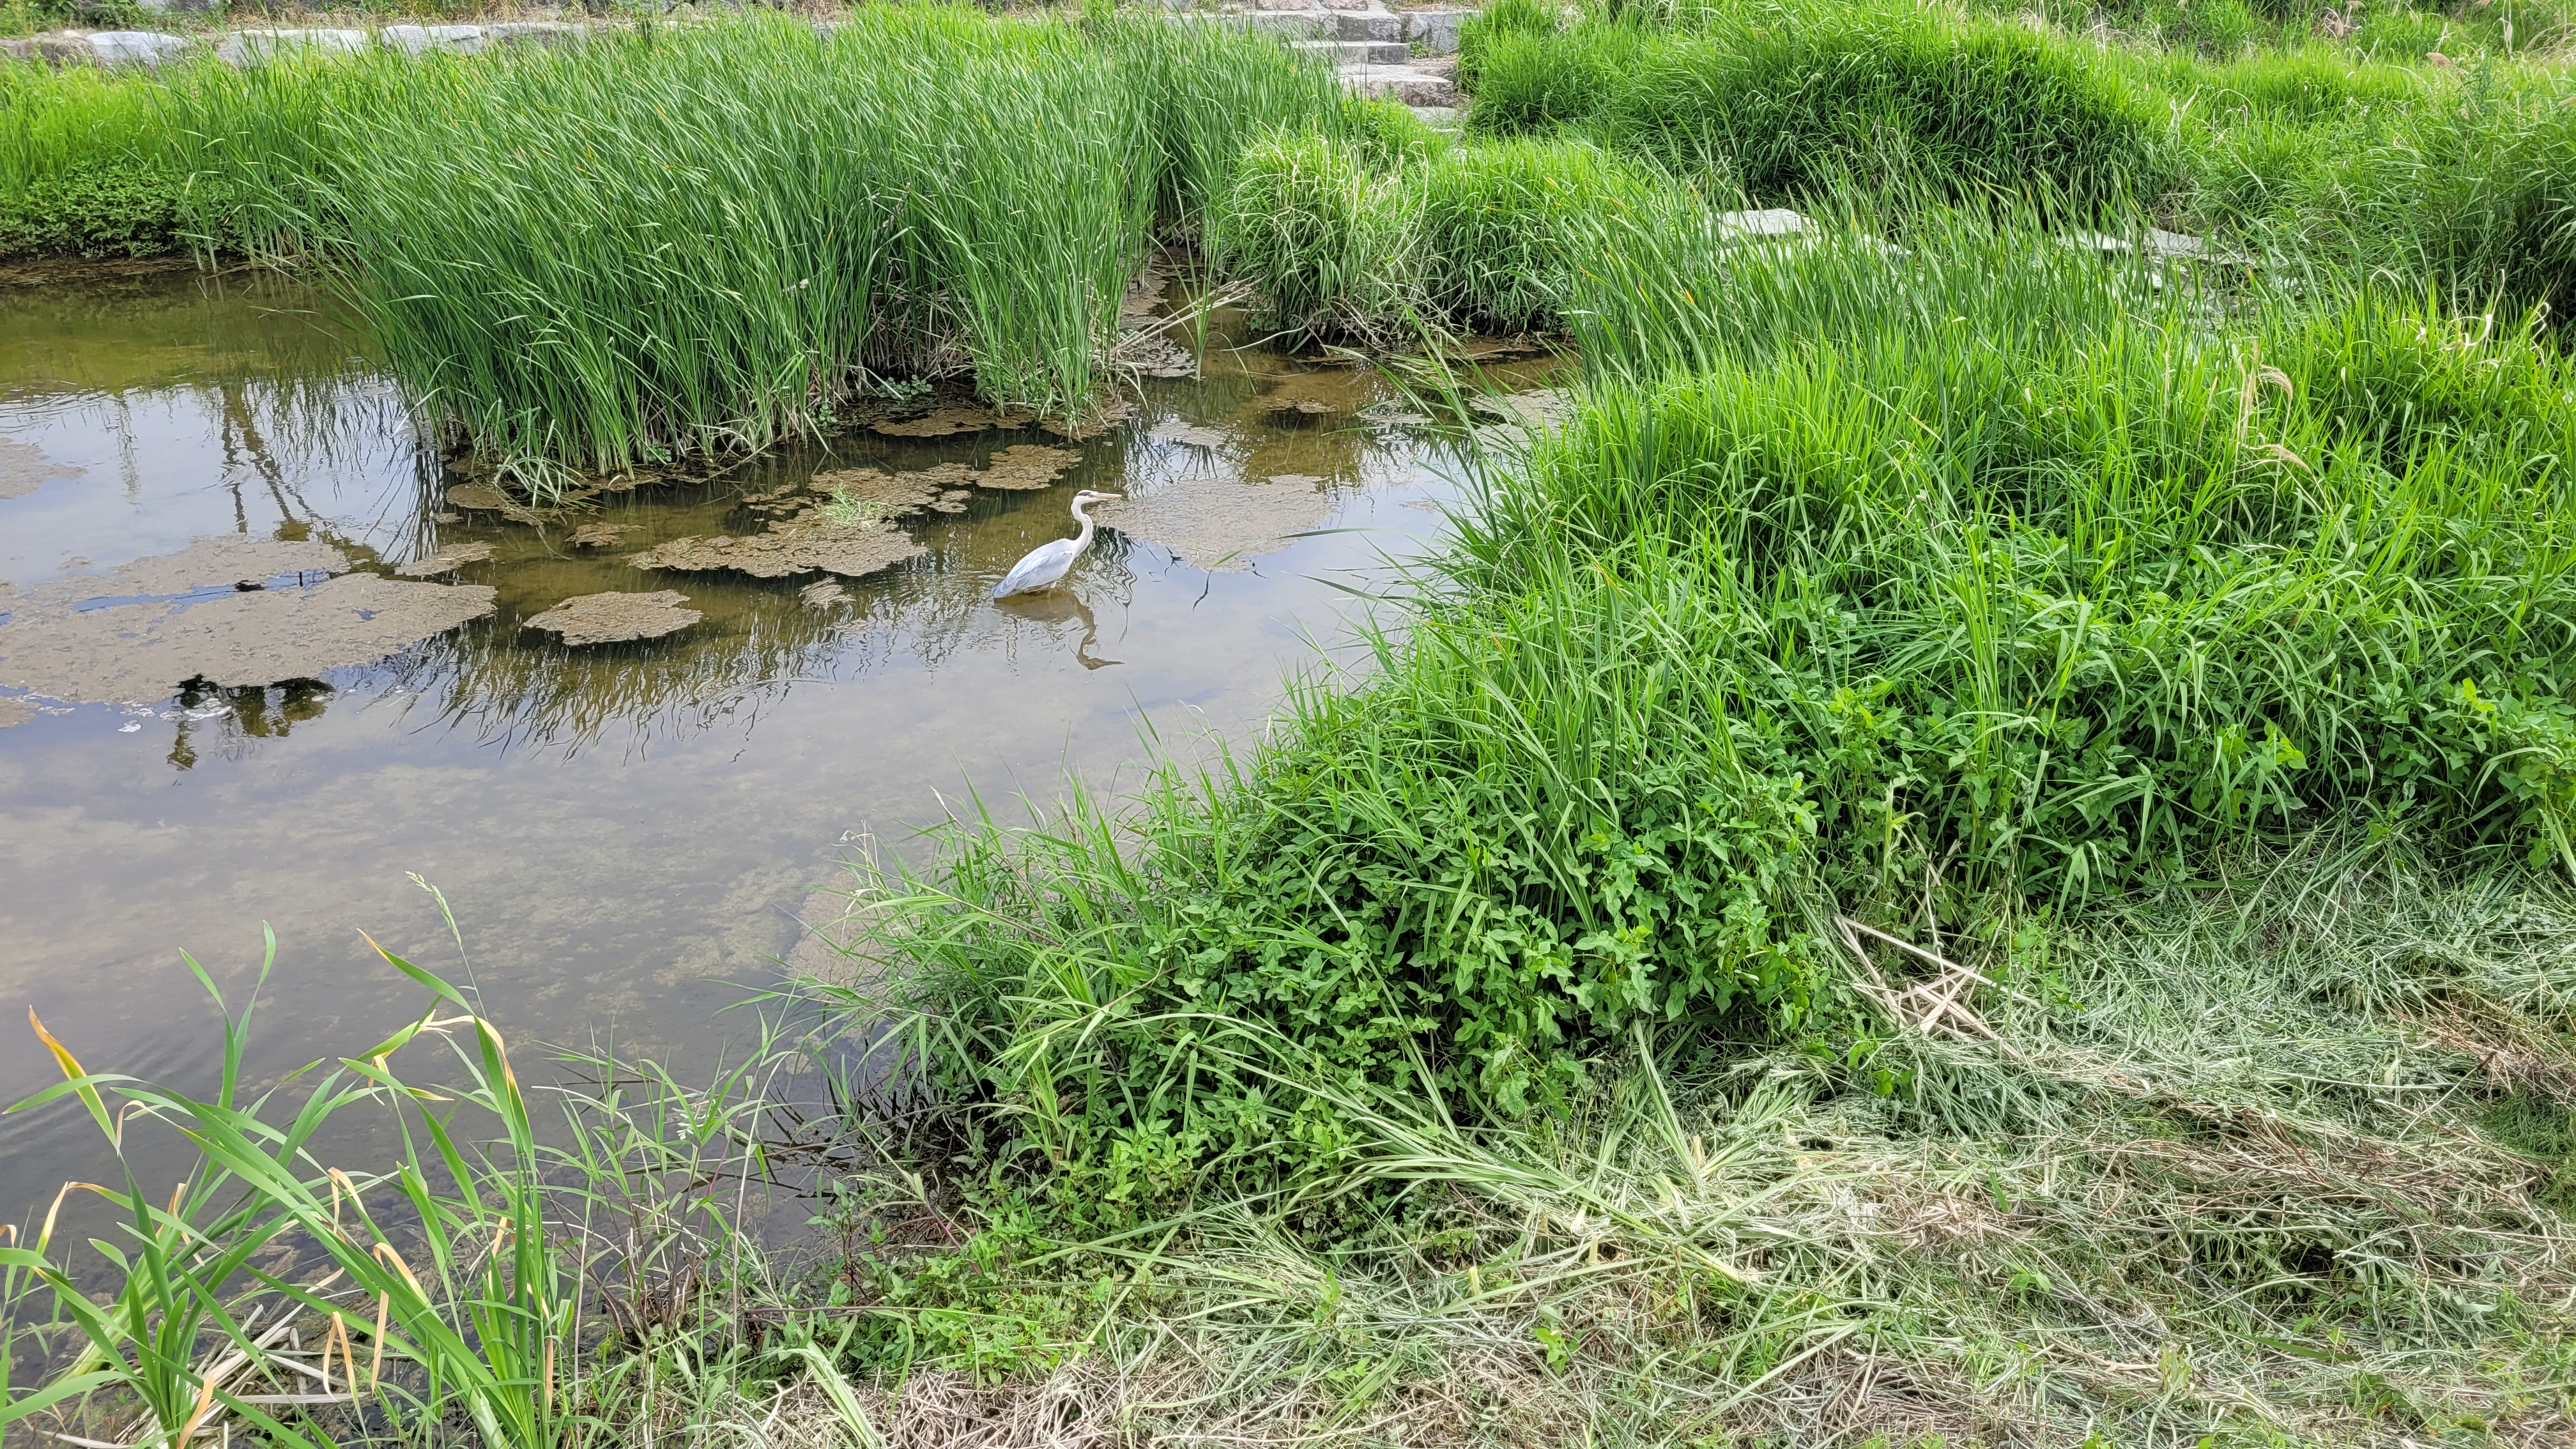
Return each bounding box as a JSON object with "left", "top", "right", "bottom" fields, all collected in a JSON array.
[{"left": 1070, "top": 498, "right": 1098, "bottom": 549}]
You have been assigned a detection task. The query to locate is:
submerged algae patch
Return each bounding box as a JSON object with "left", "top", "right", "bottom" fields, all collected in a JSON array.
[
  {"left": 524, "top": 590, "right": 702, "bottom": 645},
  {"left": 868, "top": 404, "right": 1039, "bottom": 439},
  {"left": 626, "top": 510, "right": 926, "bottom": 580},
  {"left": 0, "top": 537, "right": 496, "bottom": 705},
  {"left": 569, "top": 521, "right": 642, "bottom": 549}
]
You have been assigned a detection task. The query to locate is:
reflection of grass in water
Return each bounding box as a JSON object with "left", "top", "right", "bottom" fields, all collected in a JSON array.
[
  {"left": 386, "top": 586, "right": 864, "bottom": 758},
  {"left": 0, "top": 264, "right": 375, "bottom": 395},
  {"left": 0, "top": 265, "right": 445, "bottom": 564}
]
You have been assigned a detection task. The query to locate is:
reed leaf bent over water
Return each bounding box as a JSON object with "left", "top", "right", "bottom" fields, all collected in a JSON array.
[{"left": 3, "top": 908, "right": 812, "bottom": 1449}]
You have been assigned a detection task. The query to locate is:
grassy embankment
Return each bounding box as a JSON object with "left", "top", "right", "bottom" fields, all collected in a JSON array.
[
  {"left": 788, "top": 3, "right": 2576, "bottom": 1441},
  {"left": 11, "top": 1, "right": 2576, "bottom": 1443},
  {"left": 791, "top": 229, "right": 2576, "bottom": 1441}
]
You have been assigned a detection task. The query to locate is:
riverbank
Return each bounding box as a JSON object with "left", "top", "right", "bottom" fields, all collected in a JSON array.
[{"left": 8, "top": 2, "right": 2576, "bottom": 1445}]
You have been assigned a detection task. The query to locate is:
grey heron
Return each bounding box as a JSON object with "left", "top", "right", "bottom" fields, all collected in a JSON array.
[{"left": 992, "top": 489, "right": 1121, "bottom": 599}]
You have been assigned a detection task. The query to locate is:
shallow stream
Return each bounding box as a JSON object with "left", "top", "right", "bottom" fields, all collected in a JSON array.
[{"left": 0, "top": 260, "right": 1556, "bottom": 1204}]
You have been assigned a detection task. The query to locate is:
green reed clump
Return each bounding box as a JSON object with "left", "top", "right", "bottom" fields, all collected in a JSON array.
[
  {"left": 1455, "top": 0, "right": 1562, "bottom": 92},
  {"left": 1418, "top": 138, "right": 1664, "bottom": 332},
  {"left": 1458, "top": 4, "right": 2576, "bottom": 316},
  {"left": 247, "top": 12, "right": 1336, "bottom": 479},
  {"left": 1213, "top": 129, "right": 1426, "bottom": 343},
  {"left": 2195, "top": 55, "right": 2576, "bottom": 317},
  {"left": 3, "top": 10, "right": 1344, "bottom": 480},
  {"left": 1992, "top": 0, "right": 2575, "bottom": 63},
  {"left": 1470, "top": 2, "right": 2174, "bottom": 208},
  {"left": 1216, "top": 127, "right": 1669, "bottom": 339}
]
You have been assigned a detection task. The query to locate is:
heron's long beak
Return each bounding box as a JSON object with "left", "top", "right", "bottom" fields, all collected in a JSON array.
[{"left": 1095, "top": 491, "right": 1123, "bottom": 498}]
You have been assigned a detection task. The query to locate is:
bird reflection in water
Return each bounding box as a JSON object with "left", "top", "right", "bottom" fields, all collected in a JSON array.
[{"left": 994, "top": 589, "right": 1123, "bottom": 670}]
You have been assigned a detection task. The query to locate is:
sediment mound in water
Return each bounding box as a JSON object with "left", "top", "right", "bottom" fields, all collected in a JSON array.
[
  {"left": 806, "top": 466, "right": 977, "bottom": 519},
  {"left": 808, "top": 445, "right": 1082, "bottom": 518},
  {"left": 0, "top": 537, "right": 495, "bottom": 705},
  {"left": 1, "top": 436, "right": 82, "bottom": 501},
  {"left": 393, "top": 542, "right": 496, "bottom": 576},
  {"left": 974, "top": 445, "right": 1081, "bottom": 490},
  {"left": 626, "top": 511, "right": 925, "bottom": 580},
  {"left": 523, "top": 590, "right": 702, "bottom": 645},
  {"left": 93, "top": 536, "right": 349, "bottom": 594}
]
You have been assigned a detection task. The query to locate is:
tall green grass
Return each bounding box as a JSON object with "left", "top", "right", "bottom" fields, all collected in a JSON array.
[
  {"left": 199, "top": 12, "right": 1340, "bottom": 479},
  {"left": 1545, "top": 210, "right": 2576, "bottom": 899},
  {"left": 4, "top": 10, "right": 1348, "bottom": 482}
]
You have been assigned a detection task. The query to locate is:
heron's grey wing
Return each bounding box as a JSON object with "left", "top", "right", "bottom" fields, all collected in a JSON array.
[{"left": 993, "top": 538, "right": 1079, "bottom": 597}]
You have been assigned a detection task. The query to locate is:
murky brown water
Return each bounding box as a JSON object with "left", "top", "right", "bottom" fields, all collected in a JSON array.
[{"left": 0, "top": 259, "right": 1559, "bottom": 1209}]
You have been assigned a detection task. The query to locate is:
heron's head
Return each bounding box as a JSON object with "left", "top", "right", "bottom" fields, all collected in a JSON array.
[{"left": 1073, "top": 489, "right": 1123, "bottom": 505}]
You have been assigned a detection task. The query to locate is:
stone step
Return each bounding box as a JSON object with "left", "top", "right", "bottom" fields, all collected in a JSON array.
[
  {"left": 215, "top": 29, "right": 365, "bottom": 67},
  {"left": 1293, "top": 39, "right": 1411, "bottom": 65},
  {"left": 1403, "top": 8, "right": 1476, "bottom": 55},
  {"left": 1408, "top": 105, "right": 1463, "bottom": 134},
  {"left": 1338, "top": 63, "right": 1457, "bottom": 107}
]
